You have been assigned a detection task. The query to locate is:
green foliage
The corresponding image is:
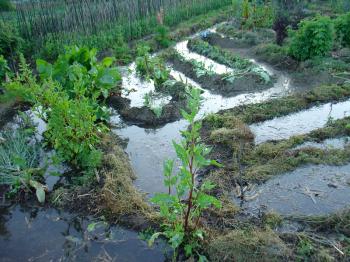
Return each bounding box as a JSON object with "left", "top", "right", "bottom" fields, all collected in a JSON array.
[
  {"left": 112, "top": 27, "right": 132, "bottom": 64},
  {"left": 4, "top": 53, "right": 109, "bottom": 174},
  {"left": 334, "top": 12, "right": 350, "bottom": 47},
  {"left": 0, "top": 0, "right": 14, "bottom": 12},
  {"left": 297, "top": 238, "right": 314, "bottom": 259},
  {"left": 37, "top": 36, "right": 63, "bottom": 62},
  {"left": 232, "top": 0, "right": 243, "bottom": 18},
  {"left": 241, "top": 0, "right": 274, "bottom": 29},
  {"left": 155, "top": 25, "right": 172, "bottom": 48},
  {"left": 0, "top": 55, "right": 10, "bottom": 83},
  {"left": 44, "top": 93, "right": 106, "bottom": 172},
  {"left": 190, "top": 59, "right": 215, "bottom": 78},
  {"left": 188, "top": 38, "right": 270, "bottom": 83},
  {"left": 289, "top": 16, "right": 334, "bottom": 61},
  {"left": 143, "top": 91, "right": 166, "bottom": 118},
  {"left": 0, "top": 20, "right": 23, "bottom": 61},
  {"left": 149, "top": 88, "right": 222, "bottom": 260},
  {"left": 135, "top": 43, "right": 170, "bottom": 86},
  {"left": 36, "top": 46, "right": 121, "bottom": 101},
  {"left": 188, "top": 38, "right": 252, "bottom": 70},
  {"left": 0, "top": 119, "right": 46, "bottom": 203}
]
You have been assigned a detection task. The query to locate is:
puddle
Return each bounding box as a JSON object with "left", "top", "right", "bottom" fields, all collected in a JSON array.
[
  {"left": 0, "top": 205, "right": 166, "bottom": 262},
  {"left": 119, "top": 64, "right": 171, "bottom": 108},
  {"left": 294, "top": 137, "right": 350, "bottom": 150},
  {"left": 174, "top": 40, "right": 233, "bottom": 75},
  {"left": 170, "top": 68, "right": 289, "bottom": 117},
  {"left": 251, "top": 100, "right": 350, "bottom": 144},
  {"left": 237, "top": 164, "right": 350, "bottom": 216}
]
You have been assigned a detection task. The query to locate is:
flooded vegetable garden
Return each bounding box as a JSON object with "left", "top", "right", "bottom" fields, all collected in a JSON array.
[{"left": 1, "top": 6, "right": 350, "bottom": 261}]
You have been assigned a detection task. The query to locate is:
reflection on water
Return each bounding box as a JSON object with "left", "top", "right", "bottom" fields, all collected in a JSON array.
[
  {"left": 237, "top": 164, "right": 350, "bottom": 216},
  {"left": 113, "top": 62, "right": 290, "bottom": 195},
  {"left": 251, "top": 100, "right": 350, "bottom": 144},
  {"left": 0, "top": 205, "right": 166, "bottom": 262}
]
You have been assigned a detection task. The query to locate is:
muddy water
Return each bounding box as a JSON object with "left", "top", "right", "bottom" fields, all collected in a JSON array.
[
  {"left": 294, "top": 137, "right": 350, "bottom": 150},
  {"left": 237, "top": 164, "right": 350, "bottom": 216},
  {"left": 112, "top": 31, "right": 294, "bottom": 195},
  {"left": 112, "top": 69, "right": 291, "bottom": 195},
  {"left": 174, "top": 40, "right": 233, "bottom": 74},
  {"left": 251, "top": 100, "right": 350, "bottom": 144},
  {"left": 120, "top": 63, "right": 172, "bottom": 108},
  {"left": 0, "top": 205, "right": 166, "bottom": 262},
  {"left": 0, "top": 114, "right": 167, "bottom": 261}
]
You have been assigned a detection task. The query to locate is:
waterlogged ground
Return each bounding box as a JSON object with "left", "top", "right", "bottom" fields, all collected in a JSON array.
[
  {"left": 113, "top": 32, "right": 291, "bottom": 195},
  {"left": 237, "top": 164, "right": 350, "bottom": 216},
  {"left": 0, "top": 205, "right": 166, "bottom": 262},
  {"left": 251, "top": 100, "right": 350, "bottom": 144},
  {"left": 1, "top": 22, "right": 350, "bottom": 261}
]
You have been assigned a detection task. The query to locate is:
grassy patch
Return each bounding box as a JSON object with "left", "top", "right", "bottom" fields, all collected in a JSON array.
[
  {"left": 204, "top": 84, "right": 350, "bottom": 126},
  {"left": 215, "top": 23, "right": 276, "bottom": 47},
  {"left": 206, "top": 116, "right": 350, "bottom": 184},
  {"left": 252, "top": 43, "right": 296, "bottom": 69},
  {"left": 207, "top": 228, "right": 291, "bottom": 262}
]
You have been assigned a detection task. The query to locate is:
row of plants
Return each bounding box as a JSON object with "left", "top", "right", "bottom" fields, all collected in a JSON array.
[
  {"left": 5, "top": 0, "right": 231, "bottom": 60},
  {"left": 187, "top": 38, "right": 271, "bottom": 83},
  {"left": 237, "top": 0, "right": 275, "bottom": 30}
]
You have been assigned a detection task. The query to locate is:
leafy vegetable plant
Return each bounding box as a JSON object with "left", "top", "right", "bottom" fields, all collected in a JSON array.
[
  {"left": 0, "top": 118, "right": 46, "bottom": 203},
  {"left": 36, "top": 46, "right": 121, "bottom": 102},
  {"left": 149, "top": 87, "right": 222, "bottom": 261},
  {"left": 135, "top": 43, "right": 170, "bottom": 86},
  {"left": 4, "top": 52, "right": 109, "bottom": 174}
]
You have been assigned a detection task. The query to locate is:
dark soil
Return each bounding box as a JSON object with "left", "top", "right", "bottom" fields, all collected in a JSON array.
[
  {"left": 0, "top": 102, "right": 17, "bottom": 128},
  {"left": 108, "top": 95, "right": 187, "bottom": 127}
]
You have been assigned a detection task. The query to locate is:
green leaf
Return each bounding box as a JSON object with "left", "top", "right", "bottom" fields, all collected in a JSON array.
[
  {"left": 101, "top": 57, "right": 115, "bottom": 67},
  {"left": 87, "top": 222, "right": 97, "bottom": 232},
  {"left": 148, "top": 232, "right": 163, "bottom": 247},
  {"left": 30, "top": 180, "right": 46, "bottom": 203},
  {"left": 36, "top": 59, "right": 53, "bottom": 79}
]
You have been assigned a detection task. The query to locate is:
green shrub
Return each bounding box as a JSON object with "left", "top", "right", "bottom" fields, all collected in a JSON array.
[
  {"left": 149, "top": 88, "right": 221, "bottom": 260},
  {"left": 289, "top": 16, "right": 334, "bottom": 61},
  {"left": 37, "top": 36, "right": 63, "bottom": 62},
  {"left": 0, "top": 21, "right": 22, "bottom": 61},
  {"left": 334, "top": 12, "right": 350, "bottom": 47},
  {"left": 45, "top": 94, "right": 105, "bottom": 172}
]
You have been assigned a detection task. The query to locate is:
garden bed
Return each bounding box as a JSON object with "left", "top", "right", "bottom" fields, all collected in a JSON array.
[{"left": 167, "top": 51, "right": 273, "bottom": 97}]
